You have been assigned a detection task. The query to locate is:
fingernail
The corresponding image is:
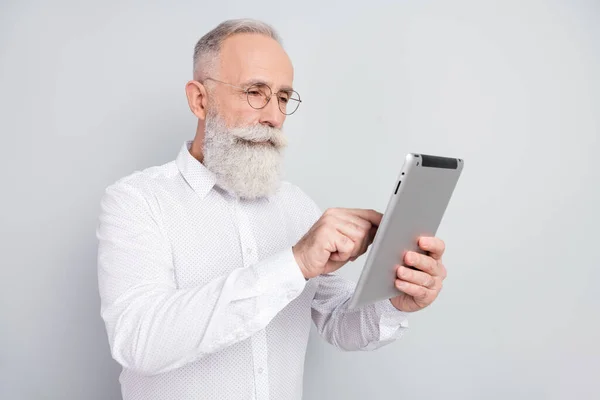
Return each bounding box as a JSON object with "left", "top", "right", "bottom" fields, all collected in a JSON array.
[{"left": 396, "top": 280, "right": 407, "bottom": 289}]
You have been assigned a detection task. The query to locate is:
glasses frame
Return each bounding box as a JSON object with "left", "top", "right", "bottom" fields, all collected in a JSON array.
[{"left": 202, "top": 77, "right": 302, "bottom": 115}]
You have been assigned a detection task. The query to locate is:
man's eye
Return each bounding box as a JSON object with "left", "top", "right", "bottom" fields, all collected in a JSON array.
[
  {"left": 247, "top": 90, "right": 262, "bottom": 96},
  {"left": 278, "top": 95, "right": 289, "bottom": 103}
]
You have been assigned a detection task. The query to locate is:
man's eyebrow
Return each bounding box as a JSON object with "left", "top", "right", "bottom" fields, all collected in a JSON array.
[
  {"left": 240, "top": 79, "right": 295, "bottom": 93},
  {"left": 278, "top": 85, "right": 294, "bottom": 93},
  {"left": 240, "top": 78, "right": 268, "bottom": 88}
]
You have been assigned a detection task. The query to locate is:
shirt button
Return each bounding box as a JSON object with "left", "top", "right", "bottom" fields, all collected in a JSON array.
[{"left": 258, "top": 367, "right": 264, "bottom": 374}]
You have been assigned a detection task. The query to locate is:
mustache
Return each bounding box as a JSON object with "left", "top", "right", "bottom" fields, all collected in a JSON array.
[{"left": 229, "top": 124, "right": 288, "bottom": 149}]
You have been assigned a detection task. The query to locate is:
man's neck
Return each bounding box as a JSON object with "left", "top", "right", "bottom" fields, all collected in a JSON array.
[{"left": 190, "top": 121, "right": 206, "bottom": 162}]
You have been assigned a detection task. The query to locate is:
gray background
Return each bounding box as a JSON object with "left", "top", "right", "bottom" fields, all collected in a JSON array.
[{"left": 1, "top": 0, "right": 599, "bottom": 399}]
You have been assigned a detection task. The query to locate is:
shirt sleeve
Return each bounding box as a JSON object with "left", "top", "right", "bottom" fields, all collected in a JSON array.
[
  {"left": 296, "top": 188, "right": 410, "bottom": 350},
  {"left": 96, "top": 181, "right": 307, "bottom": 376},
  {"left": 311, "top": 273, "right": 410, "bottom": 351}
]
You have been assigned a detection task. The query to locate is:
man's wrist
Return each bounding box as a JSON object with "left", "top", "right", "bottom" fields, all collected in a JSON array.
[{"left": 292, "top": 245, "right": 312, "bottom": 280}]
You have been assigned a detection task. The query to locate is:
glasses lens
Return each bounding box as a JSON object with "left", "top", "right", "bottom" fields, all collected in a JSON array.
[
  {"left": 246, "top": 84, "right": 271, "bottom": 109},
  {"left": 278, "top": 90, "right": 301, "bottom": 115}
]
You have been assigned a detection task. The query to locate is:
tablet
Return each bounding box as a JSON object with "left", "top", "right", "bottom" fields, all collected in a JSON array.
[{"left": 347, "top": 153, "right": 464, "bottom": 309}]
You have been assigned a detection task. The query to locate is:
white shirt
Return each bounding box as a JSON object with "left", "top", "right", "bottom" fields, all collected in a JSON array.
[{"left": 96, "top": 140, "right": 409, "bottom": 400}]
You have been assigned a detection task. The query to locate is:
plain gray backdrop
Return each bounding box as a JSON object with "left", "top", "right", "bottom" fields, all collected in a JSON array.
[{"left": 1, "top": 0, "right": 599, "bottom": 399}]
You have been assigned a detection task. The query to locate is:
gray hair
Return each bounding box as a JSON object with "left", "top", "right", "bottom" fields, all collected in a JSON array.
[{"left": 193, "top": 19, "right": 282, "bottom": 80}]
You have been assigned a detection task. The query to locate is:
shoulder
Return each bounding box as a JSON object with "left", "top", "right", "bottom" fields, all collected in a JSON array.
[
  {"left": 108, "top": 160, "right": 178, "bottom": 191},
  {"left": 100, "top": 161, "right": 179, "bottom": 214}
]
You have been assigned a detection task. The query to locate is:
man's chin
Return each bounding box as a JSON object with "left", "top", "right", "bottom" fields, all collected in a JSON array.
[
  {"left": 202, "top": 113, "right": 286, "bottom": 199},
  {"left": 208, "top": 152, "right": 284, "bottom": 199}
]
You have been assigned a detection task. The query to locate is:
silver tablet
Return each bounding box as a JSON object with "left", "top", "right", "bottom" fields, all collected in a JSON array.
[{"left": 347, "top": 153, "right": 464, "bottom": 309}]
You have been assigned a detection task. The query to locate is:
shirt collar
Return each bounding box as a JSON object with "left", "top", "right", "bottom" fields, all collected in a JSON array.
[{"left": 176, "top": 140, "right": 217, "bottom": 200}]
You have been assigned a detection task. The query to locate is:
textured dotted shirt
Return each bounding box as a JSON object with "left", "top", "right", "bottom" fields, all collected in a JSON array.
[{"left": 96, "top": 140, "right": 409, "bottom": 400}]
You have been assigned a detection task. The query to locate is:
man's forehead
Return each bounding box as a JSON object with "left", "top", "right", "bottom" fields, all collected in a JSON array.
[
  {"left": 237, "top": 78, "right": 295, "bottom": 93},
  {"left": 218, "top": 33, "right": 294, "bottom": 88}
]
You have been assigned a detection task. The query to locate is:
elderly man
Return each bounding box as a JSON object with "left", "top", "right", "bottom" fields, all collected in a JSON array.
[{"left": 97, "top": 18, "right": 447, "bottom": 400}]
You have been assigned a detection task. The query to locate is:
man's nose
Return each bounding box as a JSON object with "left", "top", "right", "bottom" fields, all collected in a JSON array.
[{"left": 259, "top": 96, "right": 285, "bottom": 128}]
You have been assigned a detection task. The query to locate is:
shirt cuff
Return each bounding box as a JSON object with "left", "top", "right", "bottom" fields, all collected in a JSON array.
[
  {"left": 253, "top": 247, "right": 307, "bottom": 300},
  {"left": 374, "top": 299, "right": 410, "bottom": 341}
]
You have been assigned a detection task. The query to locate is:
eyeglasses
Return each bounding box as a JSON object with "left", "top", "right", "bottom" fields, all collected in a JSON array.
[{"left": 202, "top": 77, "right": 302, "bottom": 115}]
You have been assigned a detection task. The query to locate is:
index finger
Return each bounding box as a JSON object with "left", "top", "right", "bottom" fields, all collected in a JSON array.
[
  {"left": 418, "top": 236, "right": 445, "bottom": 260},
  {"left": 345, "top": 208, "right": 383, "bottom": 227}
]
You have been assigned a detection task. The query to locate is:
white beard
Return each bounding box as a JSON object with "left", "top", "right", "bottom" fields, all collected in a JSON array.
[{"left": 202, "top": 113, "right": 288, "bottom": 200}]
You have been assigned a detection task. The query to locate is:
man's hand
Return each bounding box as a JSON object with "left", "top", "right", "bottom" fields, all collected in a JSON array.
[
  {"left": 293, "top": 208, "right": 382, "bottom": 279},
  {"left": 390, "top": 236, "right": 447, "bottom": 312}
]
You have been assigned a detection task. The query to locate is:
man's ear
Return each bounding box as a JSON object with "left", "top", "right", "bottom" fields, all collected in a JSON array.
[{"left": 185, "top": 80, "right": 208, "bottom": 120}]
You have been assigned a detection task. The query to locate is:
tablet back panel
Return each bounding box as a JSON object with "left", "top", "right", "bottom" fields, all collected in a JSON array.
[{"left": 348, "top": 153, "right": 464, "bottom": 309}]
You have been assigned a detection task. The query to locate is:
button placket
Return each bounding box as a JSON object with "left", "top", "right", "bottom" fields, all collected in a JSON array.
[
  {"left": 251, "top": 330, "right": 270, "bottom": 400},
  {"left": 235, "top": 201, "right": 258, "bottom": 267},
  {"left": 235, "top": 201, "right": 269, "bottom": 399}
]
